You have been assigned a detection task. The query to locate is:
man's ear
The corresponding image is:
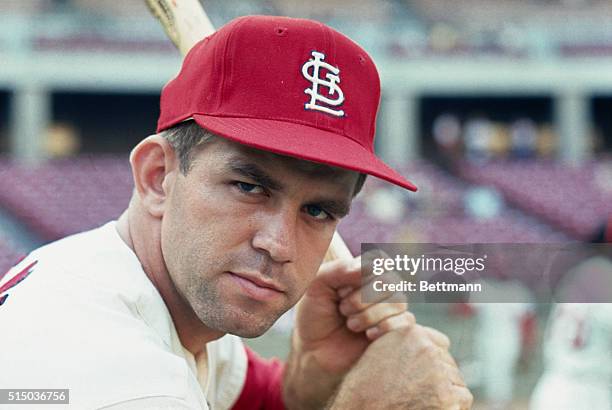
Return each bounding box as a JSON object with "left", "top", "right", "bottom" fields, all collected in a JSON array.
[{"left": 129, "top": 135, "right": 178, "bottom": 218}]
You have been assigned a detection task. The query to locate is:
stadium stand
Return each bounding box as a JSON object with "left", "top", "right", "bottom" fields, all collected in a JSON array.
[
  {"left": 459, "top": 159, "right": 612, "bottom": 239},
  {"left": 0, "top": 156, "right": 133, "bottom": 241},
  {"left": 339, "top": 160, "right": 569, "bottom": 254},
  {"left": 3, "top": 0, "right": 612, "bottom": 60},
  {"left": 0, "top": 154, "right": 569, "bottom": 253}
]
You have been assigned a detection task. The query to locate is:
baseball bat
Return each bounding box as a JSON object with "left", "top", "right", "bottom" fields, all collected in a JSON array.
[{"left": 145, "top": 0, "right": 353, "bottom": 263}]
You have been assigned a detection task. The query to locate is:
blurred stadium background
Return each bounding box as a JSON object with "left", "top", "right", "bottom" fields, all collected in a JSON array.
[{"left": 1, "top": 1, "right": 611, "bottom": 409}]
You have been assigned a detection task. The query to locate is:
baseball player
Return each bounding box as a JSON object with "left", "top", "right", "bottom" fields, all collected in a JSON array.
[
  {"left": 530, "top": 223, "right": 612, "bottom": 410},
  {"left": 470, "top": 280, "right": 535, "bottom": 410},
  {"left": 530, "top": 302, "right": 612, "bottom": 410},
  {"left": 0, "top": 16, "right": 471, "bottom": 410}
]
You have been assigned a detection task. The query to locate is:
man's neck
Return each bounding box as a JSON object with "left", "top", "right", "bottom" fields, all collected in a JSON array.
[{"left": 116, "top": 208, "right": 224, "bottom": 356}]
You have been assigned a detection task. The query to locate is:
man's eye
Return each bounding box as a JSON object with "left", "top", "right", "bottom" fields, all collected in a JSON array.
[
  {"left": 305, "top": 205, "right": 331, "bottom": 221},
  {"left": 236, "top": 182, "right": 264, "bottom": 194}
]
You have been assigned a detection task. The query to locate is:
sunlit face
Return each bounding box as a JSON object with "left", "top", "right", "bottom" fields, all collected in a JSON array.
[{"left": 160, "top": 137, "right": 359, "bottom": 337}]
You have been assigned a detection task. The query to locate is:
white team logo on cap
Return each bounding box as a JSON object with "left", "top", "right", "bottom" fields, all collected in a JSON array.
[{"left": 302, "top": 51, "right": 345, "bottom": 117}]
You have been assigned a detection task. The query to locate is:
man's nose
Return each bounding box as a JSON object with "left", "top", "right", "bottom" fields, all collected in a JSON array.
[{"left": 251, "top": 208, "right": 297, "bottom": 264}]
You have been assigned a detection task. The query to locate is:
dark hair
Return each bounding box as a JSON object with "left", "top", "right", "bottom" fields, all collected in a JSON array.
[
  {"left": 353, "top": 173, "right": 367, "bottom": 196},
  {"left": 159, "top": 120, "right": 215, "bottom": 174},
  {"left": 160, "top": 120, "right": 367, "bottom": 196}
]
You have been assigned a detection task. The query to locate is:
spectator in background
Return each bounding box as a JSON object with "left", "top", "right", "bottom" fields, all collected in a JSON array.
[
  {"left": 428, "top": 22, "right": 460, "bottom": 54},
  {"left": 432, "top": 113, "right": 462, "bottom": 170},
  {"left": 364, "top": 185, "right": 406, "bottom": 225},
  {"left": 45, "top": 122, "right": 81, "bottom": 158},
  {"left": 464, "top": 115, "right": 494, "bottom": 163},
  {"left": 463, "top": 186, "right": 505, "bottom": 221},
  {"left": 535, "top": 124, "right": 557, "bottom": 158},
  {"left": 510, "top": 117, "right": 538, "bottom": 159},
  {"left": 488, "top": 121, "right": 511, "bottom": 159}
]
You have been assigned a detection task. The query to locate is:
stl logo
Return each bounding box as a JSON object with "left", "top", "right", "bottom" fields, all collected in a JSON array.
[{"left": 301, "top": 51, "right": 345, "bottom": 117}]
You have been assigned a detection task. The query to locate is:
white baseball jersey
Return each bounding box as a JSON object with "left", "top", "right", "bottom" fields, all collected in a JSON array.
[
  {"left": 0, "top": 221, "right": 247, "bottom": 410},
  {"left": 470, "top": 280, "right": 534, "bottom": 404},
  {"left": 530, "top": 257, "right": 612, "bottom": 410}
]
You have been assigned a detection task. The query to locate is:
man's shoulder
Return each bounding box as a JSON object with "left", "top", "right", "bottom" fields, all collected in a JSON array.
[
  {"left": 1, "top": 284, "right": 193, "bottom": 409},
  {"left": 0, "top": 222, "right": 167, "bottom": 346},
  {"left": 28, "top": 221, "right": 136, "bottom": 278},
  {"left": 0, "top": 223, "right": 206, "bottom": 409},
  {"left": 1, "top": 333, "right": 193, "bottom": 409},
  {"left": 1, "top": 221, "right": 149, "bottom": 310}
]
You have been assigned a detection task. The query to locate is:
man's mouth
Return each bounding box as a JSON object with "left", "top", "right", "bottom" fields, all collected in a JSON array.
[{"left": 226, "top": 271, "right": 284, "bottom": 301}]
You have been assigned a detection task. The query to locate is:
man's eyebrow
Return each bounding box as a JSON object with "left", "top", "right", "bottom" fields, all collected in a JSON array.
[
  {"left": 314, "top": 198, "right": 351, "bottom": 218},
  {"left": 226, "top": 157, "right": 352, "bottom": 217},
  {"left": 227, "top": 159, "right": 284, "bottom": 191}
]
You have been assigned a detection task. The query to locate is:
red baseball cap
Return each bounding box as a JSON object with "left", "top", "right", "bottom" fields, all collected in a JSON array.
[{"left": 157, "top": 15, "right": 417, "bottom": 191}]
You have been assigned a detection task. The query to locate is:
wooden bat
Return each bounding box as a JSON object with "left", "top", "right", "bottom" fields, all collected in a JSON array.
[
  {"left": 145, "top": 0, "right": 214, "bottom": 56},
  {"left": 145, "top": 0, "right": 353, "bottom": 263}
]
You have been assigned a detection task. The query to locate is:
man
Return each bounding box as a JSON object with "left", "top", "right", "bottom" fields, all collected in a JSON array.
[
  {"left": 469, "top": 280, "right": 535, "bottom": 410},
  {"left": 530, "top": 223, "right": 612, "bottom": 410},
  {"left": 0, "top": 16, "right": 471, "bottom": 409},
  {"left": 529, "top": 302, "right": 612, "bottom": 410}
]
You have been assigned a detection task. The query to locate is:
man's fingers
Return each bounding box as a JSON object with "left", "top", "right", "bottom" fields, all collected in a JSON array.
[
  {"left": 318, "top": 250, "right": 406, "bottom": 305},
  {"left": 443, "top": 361, "right": 466, "bottom": 387},
  {"left": 336, "top": 322, "right": 471, "bottom": 410},
  {"left": 339, "top": 286, "right": 406, "bottom": 316},
  {"left": 448, "top": 385, "right": 473, "bottom": 410},
  {"left": 440, "top": 348, "right": 460, "bottom": 368},
  {"left": 320, "top": 248, "right": 398, "bottom": 290},
  {"left": 317, "top": 256, "right": 361, "bottom": 291},
  {"left": 337, "top": 259, "right": 407, "bottom": 315},
  {"left": 345, "top": 303, "right": 409, "bottom": 333},
  {"left": 422, "top": 325, "right": 451, "bottom": 350},
  {"left": 365, "top": 311, "right": 416, "bottom": 340}
]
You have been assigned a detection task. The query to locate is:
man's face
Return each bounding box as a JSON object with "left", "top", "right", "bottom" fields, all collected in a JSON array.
[{"left": 161, "top": 137, "right": 359, "bottom": 337}]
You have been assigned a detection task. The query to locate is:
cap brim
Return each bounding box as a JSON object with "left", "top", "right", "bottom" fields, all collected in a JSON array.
[{"left": 192, "top": 114, "right": 417, "bottom": 192}]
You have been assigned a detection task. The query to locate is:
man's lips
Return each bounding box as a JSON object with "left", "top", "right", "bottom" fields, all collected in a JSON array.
[{"left": 227, "top": 271, "right": 284, "bottom": 300}]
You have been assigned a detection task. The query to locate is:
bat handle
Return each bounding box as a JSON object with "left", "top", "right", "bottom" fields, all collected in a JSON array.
[
  {"left": 145, "top": 0, "right": 215, "bottom": 56},
  {"left": 323, "top": 231, "right": 353, "bottom": 262}
]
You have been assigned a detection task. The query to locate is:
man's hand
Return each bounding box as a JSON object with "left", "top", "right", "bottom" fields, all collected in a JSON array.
[
  {"left": 283, "top": 254, "right": 413, "bottom": 409},
  {"left": 330, "top": 325, "right": 473, "bottom": 410}
]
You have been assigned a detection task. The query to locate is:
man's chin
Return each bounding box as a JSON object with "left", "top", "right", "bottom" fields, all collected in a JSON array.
[
  {"left": 229, "top": 326, "right": 271, "bottom": 339},
  {"left": 217, "top": 317, "right": 276, "bottom": 338},
  {"left": 197, "top": 305, "right": 284, "bottom": 338}
]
